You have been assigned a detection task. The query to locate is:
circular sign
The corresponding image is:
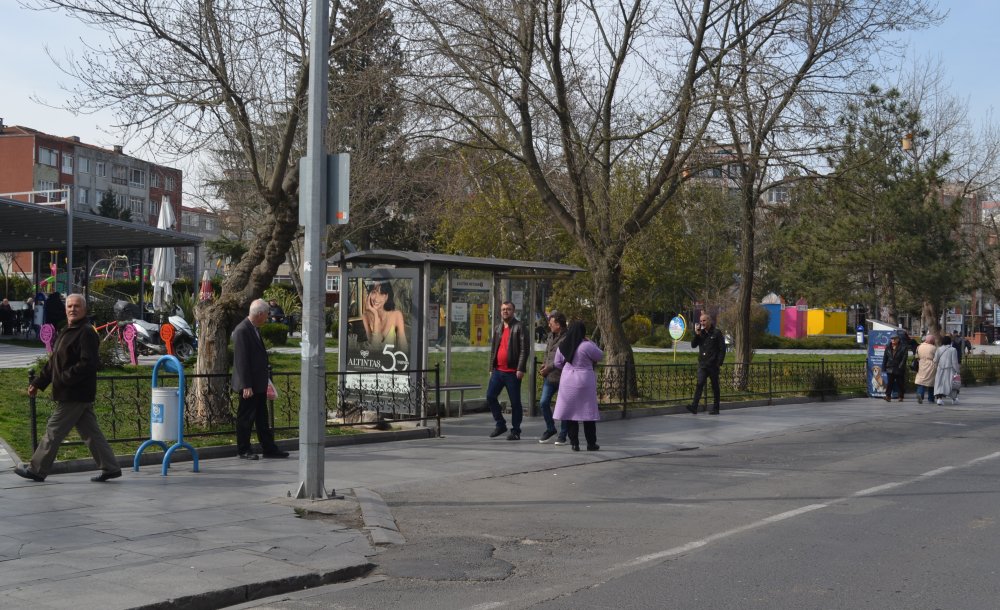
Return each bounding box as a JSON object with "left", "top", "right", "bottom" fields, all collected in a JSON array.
[{"left": 668, "top": 315, "right": 687, "bottom": 341}]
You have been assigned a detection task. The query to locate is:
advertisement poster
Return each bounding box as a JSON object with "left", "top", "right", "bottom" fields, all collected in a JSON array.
[
  {"left": 469, "top": 303, "right": 490, "bottom": 346},
  {"left": 866, "top": 330, "right": 895, "bottom": 398},
  {"left": 342, "top": 271, "right": 418, "bottom": 393}
]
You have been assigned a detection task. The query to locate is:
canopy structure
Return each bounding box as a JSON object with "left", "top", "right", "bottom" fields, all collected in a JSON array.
[
  {"left": 0, "top": 196, "right": 201, "bottom": 252},
  {"left": 0, "top": 196, "right": 202, "bottom": 314},
  {"left": 336, "top": 249, "right": 583, "bottom": 278}
]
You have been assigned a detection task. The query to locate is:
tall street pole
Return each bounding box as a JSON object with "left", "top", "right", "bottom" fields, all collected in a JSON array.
[{"left": 297, "top": 0, "right": 330, "bottom": 500}]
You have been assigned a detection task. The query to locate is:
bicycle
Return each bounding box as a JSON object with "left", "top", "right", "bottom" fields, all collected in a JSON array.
[{"left": 94, "top": 320, "right": 137, "bottom": 365}]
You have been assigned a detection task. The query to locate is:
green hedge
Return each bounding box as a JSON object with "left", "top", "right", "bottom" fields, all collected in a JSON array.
[{"left": 260, "top": 322, "right": 290, "bottom": 346}]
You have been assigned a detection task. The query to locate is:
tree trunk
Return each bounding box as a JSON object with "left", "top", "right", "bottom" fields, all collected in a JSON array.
[
  {"left": 588, "top": 254, "right": 636, "bottom": 401},
  {"left": 921, "top": 301, "right": 941, "bottom": 338},
  {"left": 191, "top": 297, "right": 244, "bottom": 423}
]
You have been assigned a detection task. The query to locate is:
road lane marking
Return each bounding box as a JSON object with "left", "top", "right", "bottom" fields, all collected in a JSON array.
[{"left": 612, "top": 449, "right": 1000, "bottom": 575}]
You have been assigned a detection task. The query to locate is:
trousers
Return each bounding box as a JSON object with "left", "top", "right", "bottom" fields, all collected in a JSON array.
[{"left": 30, "top": 401, "right": 119, "bottom": 476}]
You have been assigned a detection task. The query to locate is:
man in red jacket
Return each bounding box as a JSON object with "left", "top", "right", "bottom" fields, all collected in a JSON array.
[{"left": 17, "top": 294, "right": 122, "bottom": 483}]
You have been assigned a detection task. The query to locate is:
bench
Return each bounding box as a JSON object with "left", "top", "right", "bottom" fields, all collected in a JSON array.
[{"left": 436, "top": 383, "right": 482, "bottom": 417}]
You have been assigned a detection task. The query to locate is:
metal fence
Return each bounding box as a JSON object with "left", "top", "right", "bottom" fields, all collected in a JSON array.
[
  {"left": 27, "top": 366, "right": 441, "bottom": 450},
  {"left": 29, "top": 355, "right": 1000, "bottom": 450}
]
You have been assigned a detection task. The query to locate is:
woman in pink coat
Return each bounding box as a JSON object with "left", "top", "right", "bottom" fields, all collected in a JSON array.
[{"left": 552, "top": 321, "right": 604, "bottom": 451}]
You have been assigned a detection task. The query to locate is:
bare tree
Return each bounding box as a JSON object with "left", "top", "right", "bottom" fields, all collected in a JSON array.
[
  {"left": 24, "top": 0, "right": 342, "bottom": 419},
  {"left": 704, "top": 0, "right": 941, "bottom": 385}
]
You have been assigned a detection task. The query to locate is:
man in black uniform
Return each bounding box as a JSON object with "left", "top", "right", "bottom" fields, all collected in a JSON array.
[{"left": 687, "top": 313, "right": 727, "bottom": 415}]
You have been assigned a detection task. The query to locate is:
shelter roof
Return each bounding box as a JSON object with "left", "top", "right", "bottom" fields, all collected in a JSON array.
[
  {"left": 0, "top": 196, "right": 202, "bottom": 252},
  {"left": 335, "top": 249, "right": 583, "bottom": 276}
]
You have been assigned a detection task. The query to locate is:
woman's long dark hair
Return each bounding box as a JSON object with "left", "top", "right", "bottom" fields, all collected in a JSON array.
[
  {"left": 368, "top": 279, "right": 396, "bottom": 311},
  {"left": 559, "top": 321, "right": 586, "bottom": 363}
]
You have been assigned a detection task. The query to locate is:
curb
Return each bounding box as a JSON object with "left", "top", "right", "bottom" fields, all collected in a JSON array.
[
  {"left": 355, "top": 487, "right": 406, "bottom": 545},
  {"left": 132, "top": 563, "right": 376, "bottom": 610},
  {"left": 35, "top": 427, "right": 436, "bottom": 475}
]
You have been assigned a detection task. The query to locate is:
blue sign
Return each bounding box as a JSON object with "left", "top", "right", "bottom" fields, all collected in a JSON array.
[
  {"left": 866, "top": 330, "right": 895, "bottom": 398},
  {"left": 151, "top": 403, "right": 164, "bottom": 424}
]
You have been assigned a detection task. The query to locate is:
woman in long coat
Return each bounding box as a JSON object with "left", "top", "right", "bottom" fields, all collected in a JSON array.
[
  {"left": 552, "top": 321, "right": 604, "bottom": 451},
  {"left": 933, "top": 335, "right": 960, "bottom": 405},
  {"left": 914, "top": 335, "right": 937, "bottom": 404}
]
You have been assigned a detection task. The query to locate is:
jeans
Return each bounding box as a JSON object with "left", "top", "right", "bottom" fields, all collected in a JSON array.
[
  {"left": 692, "top": 366, "right": 720, "bottom": 410},
  {"left": 486, "top": 370, "right": 523, "bottom": 434},
  {"left": 539, "top": 379, "right": 558, "bottom": 433},
  {"left": 885, "top": 372, "right": 905, "bottom": 399},
  {"left": 916, "top": 384, "right": 933, "bottom": 401}
]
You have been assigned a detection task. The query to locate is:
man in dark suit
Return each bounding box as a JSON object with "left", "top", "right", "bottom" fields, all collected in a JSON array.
[{"left": 231, "top": 298, "right": 288, "bottom": 460}]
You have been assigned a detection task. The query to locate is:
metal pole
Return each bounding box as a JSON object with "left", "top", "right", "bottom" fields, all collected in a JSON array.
[
  {"left": 296, "top": 0, "right": 331, "bottom": 500},
  {"left": 28, "top": 369, "right": 38, "bottom": 451},
  {"left": 64, "top": 189, "right": 73, "bottom": 294},
  {"left": 527, "top": 279, "right": 537, "bottom": 417}
]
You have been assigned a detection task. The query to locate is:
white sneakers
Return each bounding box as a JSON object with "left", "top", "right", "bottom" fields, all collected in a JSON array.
[{"left": 936, "top": 398, "right": 944, "bottom": 405}]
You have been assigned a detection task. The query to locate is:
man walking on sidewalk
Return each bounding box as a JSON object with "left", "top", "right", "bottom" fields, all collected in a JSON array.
[
  {"left": 231, "top": 299, "right": 289, "bottom": 460},
  {"left": 486, "top": 301, "right": 530, "bottom": 440},
  {"left": 17, "top": 293, "right": 122, "bottom": 483},
  {"left": 687, "top": 312, "right": 727, "bottom": 415}
]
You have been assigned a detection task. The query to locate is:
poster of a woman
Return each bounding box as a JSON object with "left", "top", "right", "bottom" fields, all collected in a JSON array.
[{"left": 362, "top": 279, "right": 408, "bottom": 353}]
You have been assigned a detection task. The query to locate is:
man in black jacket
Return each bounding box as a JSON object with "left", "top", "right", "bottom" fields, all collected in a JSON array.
[
  {"left": 486, "top": 301, "right": 530, "bottom": 440},
  {"left": 687, "top": 313, "right": 727, "bottom": 415},
  {"left": 231, "top": 298, "right": 288, "bottom": 460},
  {"left": 17, "top": 294, "right": 122, "bottom": 483}
]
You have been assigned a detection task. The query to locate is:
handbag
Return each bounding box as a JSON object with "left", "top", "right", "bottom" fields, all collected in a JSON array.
[
  {"left": 266, "top": 379, "right": 278, "bottom": 400},
  {"left": 951, "top": 373, "right": 962, "bottom": 389},
  {"left": 910, "top": 358, "right": 919, "bottom": 372}
]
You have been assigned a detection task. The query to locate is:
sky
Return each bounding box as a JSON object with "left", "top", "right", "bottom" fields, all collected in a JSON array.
[{"left": 2, "top": 1, "right": 997, "bottom": 182}]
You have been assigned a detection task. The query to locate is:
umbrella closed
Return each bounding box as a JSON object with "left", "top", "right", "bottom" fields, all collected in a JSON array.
[{"left": 151, "top": 201, "right": 177, "bottom": 312}]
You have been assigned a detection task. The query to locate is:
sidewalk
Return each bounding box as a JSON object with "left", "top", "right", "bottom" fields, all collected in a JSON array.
[{"left": 3, "top": 388, "right": 999, "bottom": 609}]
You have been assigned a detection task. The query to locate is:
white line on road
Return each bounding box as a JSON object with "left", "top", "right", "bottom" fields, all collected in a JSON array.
[{"left": 610, "top": 449, "right": 1000, "bottom": 576}]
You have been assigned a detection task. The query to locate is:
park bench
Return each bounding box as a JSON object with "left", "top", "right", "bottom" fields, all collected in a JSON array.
[{"left": 435, "top": 383, "right": 482, "bottom": 417}]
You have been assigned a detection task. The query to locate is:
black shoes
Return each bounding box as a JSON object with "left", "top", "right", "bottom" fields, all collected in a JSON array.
[
  {"left": 539, "top": 430, "right": 557, "bottom": 443},
  {"left": 587, "top": 444, "right": 600, "bottom": 451},
  {"left": 506, "top": 431, "right": 521, "bottom": 441},
  {"left": 571, "top": 444, "right": 580, "bottom": 451},
  {"left": 686, "top": 404, "right": 698, "bottom": 415},
  {"left": 14, "top": 464, "right": 45, "bottom": 482},
  {"left": 91, "top": 470, "right": 122, "bottom": 483},
  {"left": 238, "top": 452, "right": 260, "bottom": 460},
  {"left": 489, "top": 426, "right": 508, "bottom": 438},
  {"left": 262, "top": 450, "right": 290, "bottom": 458}
]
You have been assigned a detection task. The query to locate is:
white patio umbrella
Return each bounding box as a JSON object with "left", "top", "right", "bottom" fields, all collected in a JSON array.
[{"left": 151, "top": 201, "right": 177, "bottom": 312}]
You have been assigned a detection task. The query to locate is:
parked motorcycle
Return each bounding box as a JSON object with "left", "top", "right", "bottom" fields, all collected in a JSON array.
[
  {"left": 113, "top": 300, "right": 197, "bottom": 360},
  {"left": 132, "top": 315, "right": 197, "bottom": 360}
]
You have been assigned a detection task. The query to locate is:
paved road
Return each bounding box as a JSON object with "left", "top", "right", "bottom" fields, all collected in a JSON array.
[{"left": 231, "top": 387, "right": 1000, "bottom": 610}]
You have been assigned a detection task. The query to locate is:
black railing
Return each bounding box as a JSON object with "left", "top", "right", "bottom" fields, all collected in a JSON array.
[{"left": 28, "top": 366, "right": 442, "bottom": 451}]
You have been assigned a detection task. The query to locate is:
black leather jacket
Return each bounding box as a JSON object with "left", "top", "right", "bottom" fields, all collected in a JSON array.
[
  {"left": 489, "top": 318, "right": 529, "bottom": 373},
  {"left": 692, "top": 326, "right": 727, "bottom": 370},
  {"left": 882, "top": 342, "right": 908, "bottom": 375}
]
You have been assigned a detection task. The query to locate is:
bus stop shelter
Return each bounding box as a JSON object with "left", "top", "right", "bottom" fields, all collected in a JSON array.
[{"left": 335, "top": 249, "right": 584, "bottom": 416}]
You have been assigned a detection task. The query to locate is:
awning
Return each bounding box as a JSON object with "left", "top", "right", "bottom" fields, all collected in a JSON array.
[
  {"left": 0, "top": 196, "right": 202, "bottom": 252},
  {"left": 334, "top": 249, "right": 584, "bottom": 277}
]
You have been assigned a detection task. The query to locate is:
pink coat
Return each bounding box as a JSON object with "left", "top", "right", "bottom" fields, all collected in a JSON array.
[{"left": 552, "top": 340, "right": 604, "bottom": 422}]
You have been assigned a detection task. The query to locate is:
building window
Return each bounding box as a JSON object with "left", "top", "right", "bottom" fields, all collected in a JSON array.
[
  {"left": 150, "top": 198, "right": 160, "bottom": 217},
  {"left": 79, "top": 157, "right": 90, "bottom": 173},
  {"left": 129, "top": 196, "right": 145, "bottom": 217},
  {"left": 165, "top": 176, "right": 176, "bottom": 191},
  {"left": 150, "top": 172, "right": 161, "bottom": 188},
  {"left": 129, "top": 168, "right": 146, "bottom": 188},
  {"left": 37, "top": 180, "right": 57, "bottom": 202},
  {"left": 114, "top": 192, "right": 127, "bottom": 210},
  {"left": 112, "top": 164, "right": 128, "bottom": 185},
  {"left": 39, "top": 147, "right": 58, "bottom": 166},
  {"left": 62, "top": 153, "right": 74, "bottom": 174},
  {"left": 205, "top": 218, "right": 215, "bottom": 231},
  {"left": 326, "top": 274, "right": 340, "bottom": 292},
  {"left": 78, "top": 187, "right": 89, "bottom": 206},
  {"left": 96, "top": 190, "right": 105, "bottom": 205},
  {"left": 96, "top": 161, "right": 107, "bottom": 177}
]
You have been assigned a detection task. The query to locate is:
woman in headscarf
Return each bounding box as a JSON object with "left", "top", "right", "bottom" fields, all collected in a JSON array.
[
  {"left": 933, "top": 335, "right": 960, "bottom": 405},
  {"left": 914, "top": 335, "right": 937, "bottom": 404},
  {"left": 552, "top": 321, "right": 604, "bottom": 451}
]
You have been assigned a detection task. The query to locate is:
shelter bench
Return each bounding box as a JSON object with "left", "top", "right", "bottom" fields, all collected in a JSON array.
[{"left": 435, "top": 383, "right": 482, "bottom": 417}]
